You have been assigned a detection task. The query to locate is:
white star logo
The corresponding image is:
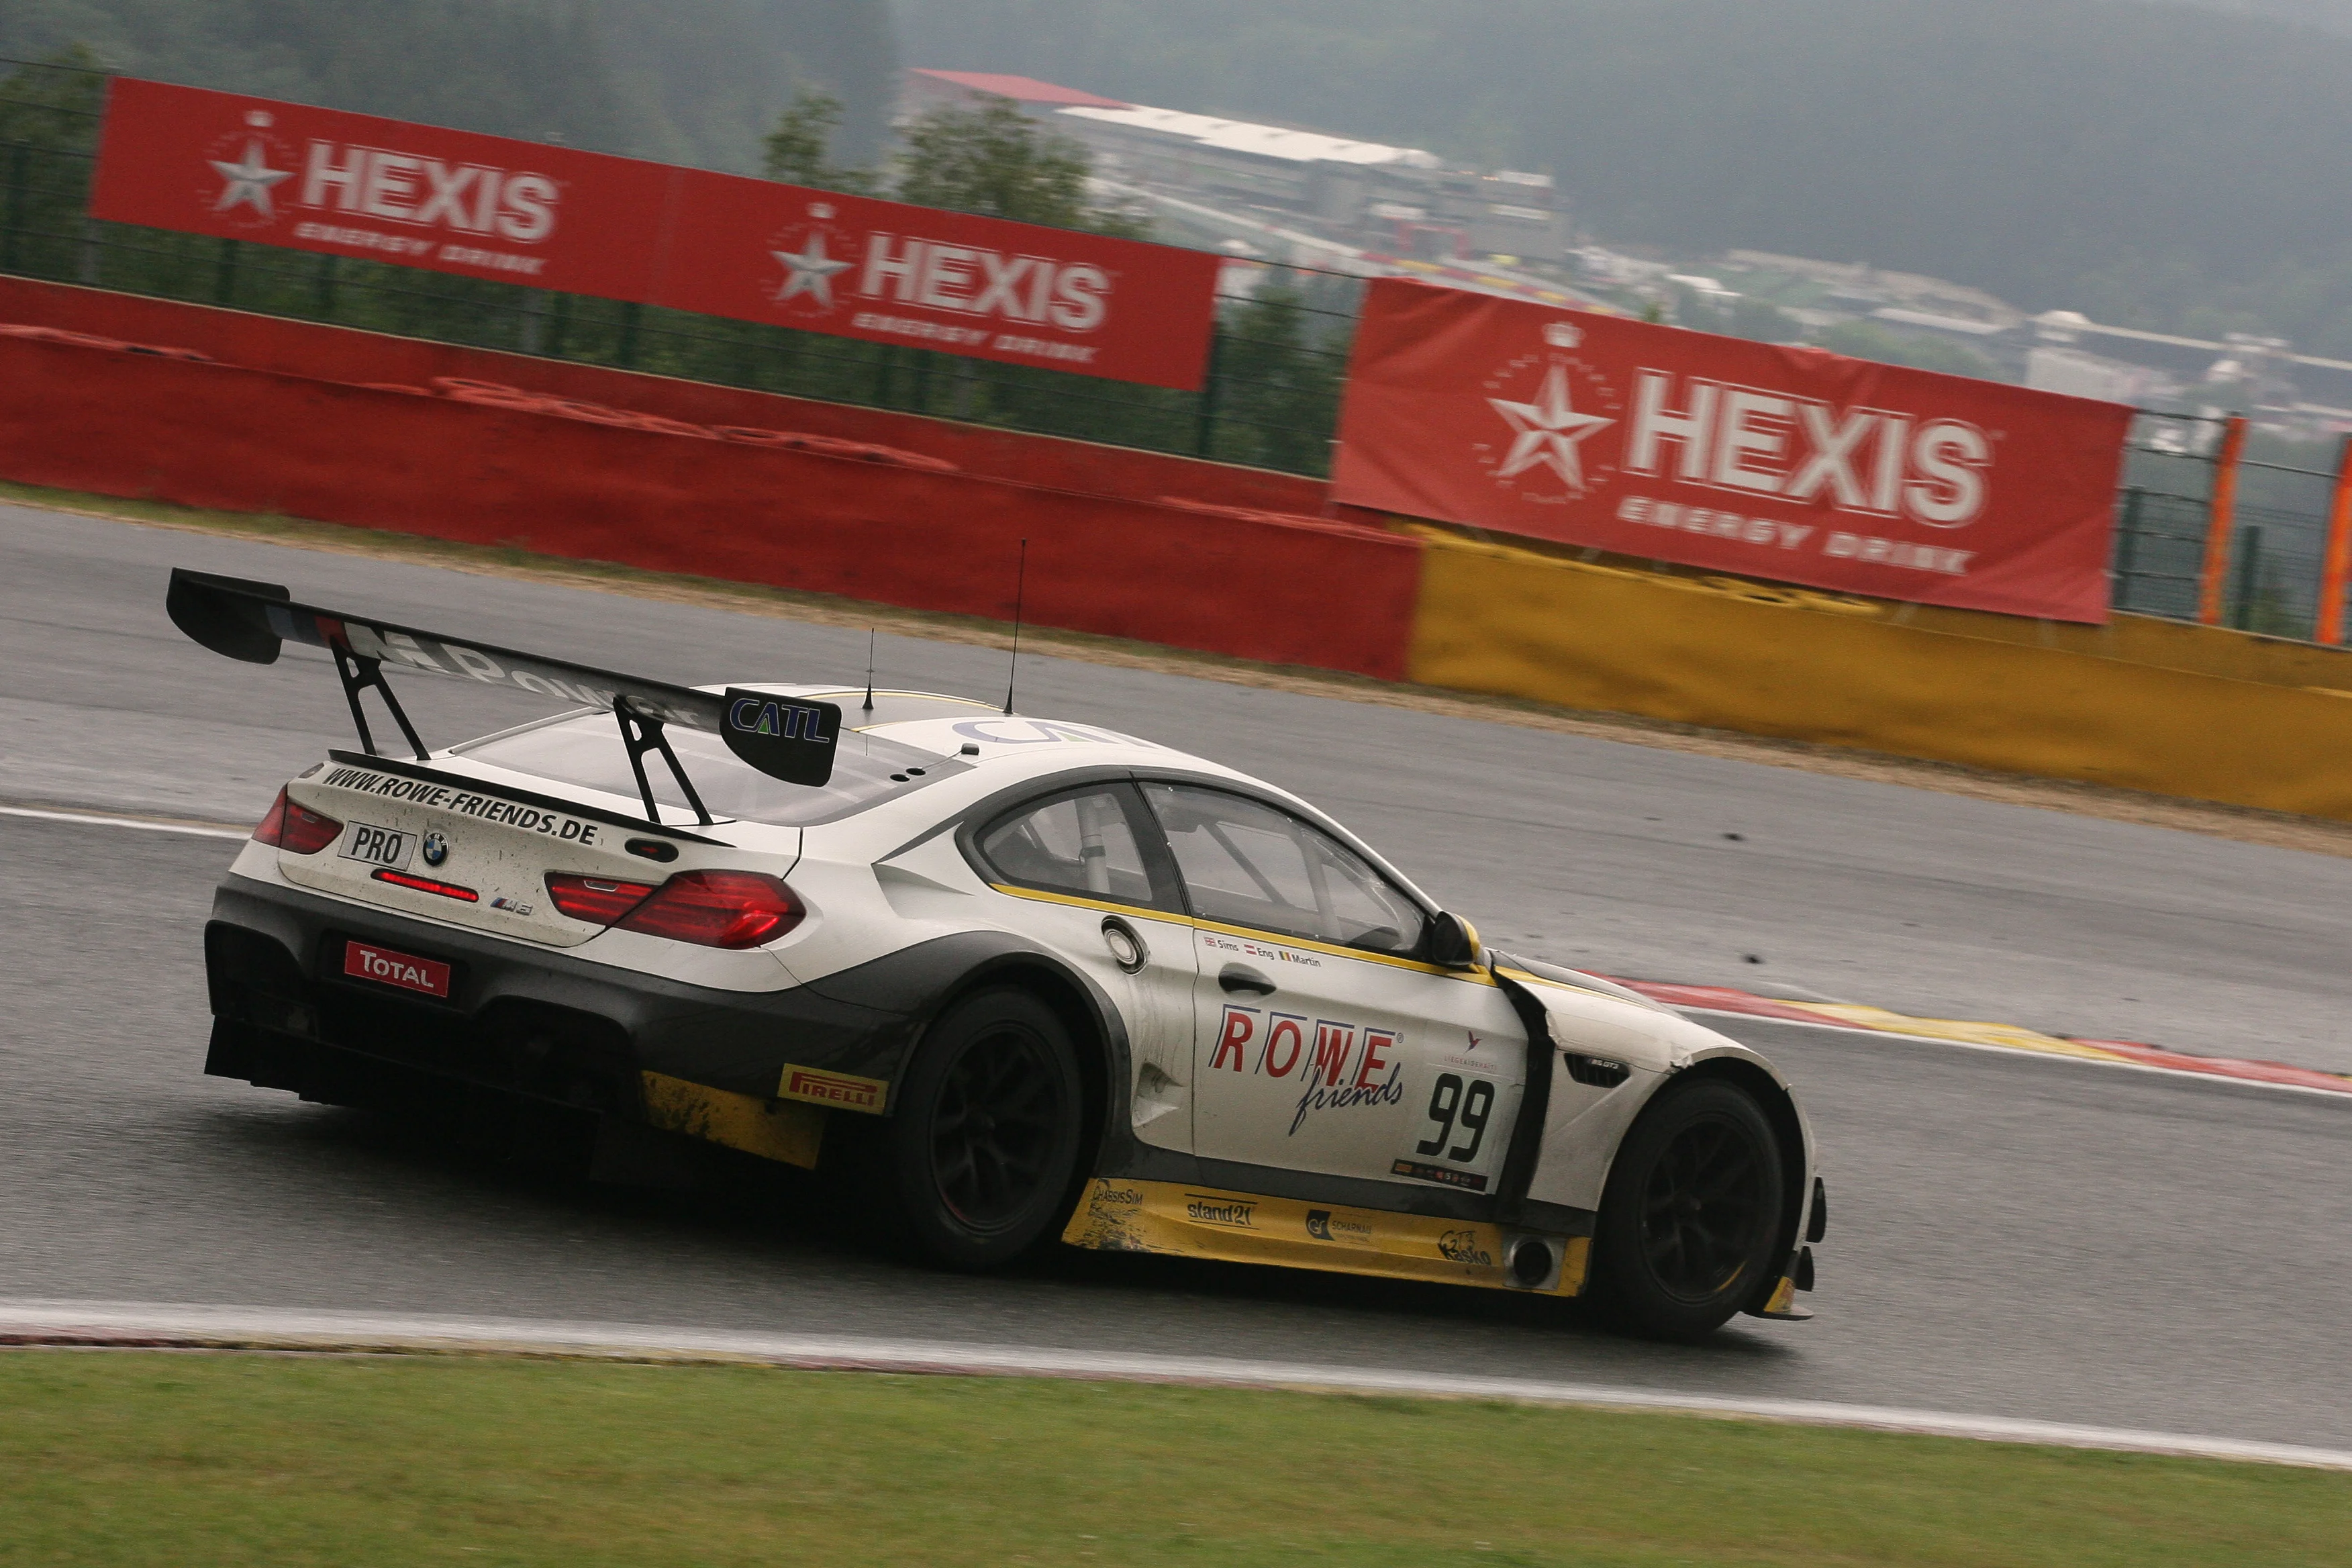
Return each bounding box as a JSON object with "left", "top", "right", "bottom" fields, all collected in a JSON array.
[
  {"left": 208, "top": 139, "right": 292, "bottom": 219},
  {"left": 1489, "top": 362, "right": 1614, "bottom": 493},
  {"left": 771, "top": 234, "right": 854, "bottom": 309}
]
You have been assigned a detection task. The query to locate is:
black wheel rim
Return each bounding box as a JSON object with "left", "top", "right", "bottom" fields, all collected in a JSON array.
[
  {"left": 1636, "top": 1113, "right": 1770, "bottom": 1302},
  {"left": 929, "top": 1024, "right": 1065, "bottom": 1232}
]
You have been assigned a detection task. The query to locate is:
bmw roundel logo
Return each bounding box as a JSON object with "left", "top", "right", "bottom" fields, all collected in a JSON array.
[{"left": 420, "top": 832, "right": 448, "bottom": 867}]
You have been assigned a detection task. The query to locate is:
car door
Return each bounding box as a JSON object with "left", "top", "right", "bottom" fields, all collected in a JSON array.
[
  {"left": 966, "top": 781, "right": 1199, "bottom": 1153},
  {"left": 1138, "top": 781, "right": 1527, "bottom": 1194}
]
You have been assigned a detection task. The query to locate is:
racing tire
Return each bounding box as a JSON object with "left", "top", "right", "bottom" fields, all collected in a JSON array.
[
  {"left": 1585, "top": 1077, "right": 1785, "bottom": 1341},
  {"left": 873, "top": 987, "right": 1087, "bottom": 1270}
]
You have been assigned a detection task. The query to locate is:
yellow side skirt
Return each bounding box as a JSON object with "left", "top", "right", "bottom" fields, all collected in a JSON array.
[
  {"left": 638, "top": 1071, "right": 824, "bottom": 1169},
  {"left": 1061, "top": 1177, "right": 1588, "bottom": 1297}
]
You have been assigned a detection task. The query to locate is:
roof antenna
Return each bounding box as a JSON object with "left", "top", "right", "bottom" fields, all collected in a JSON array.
[
  {"left": 862, "top": 628, "right": 875, "bottom": 715},
  {"left": 1002, "top": 536, "right": 1028, "bottom": 716}
]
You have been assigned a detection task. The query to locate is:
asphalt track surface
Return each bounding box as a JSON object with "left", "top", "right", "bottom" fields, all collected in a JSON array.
[{"left": 4, "top": 503, "right": 2350, "bottom": 1452}]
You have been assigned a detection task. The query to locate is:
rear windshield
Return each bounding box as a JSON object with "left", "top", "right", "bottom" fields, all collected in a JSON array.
[{"left": 453, "top": 711, "right": 959, "bottom": 826}]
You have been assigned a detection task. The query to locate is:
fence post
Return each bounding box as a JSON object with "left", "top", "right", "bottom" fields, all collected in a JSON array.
[
  {"left": 2112, "top": 486, "right": 2144, "bottom": 611},
  {"left": 1193, "top": 324, "right": 1226, "bottom": 457},
  {"left": 2316, "top": 434, "right": 2352, "bottom": 646},
  {"left": 2230, "top": 524, "right": 2264, "bottom": 631},
  {"left": 2196, "top": 414, "right": 2249, "bottom": 626},
  {"left": 616, "top": 300, "right": 640, "bottom": 369},
  {"left": 3, "top": 143, "right": 27, "bottom": 273}
]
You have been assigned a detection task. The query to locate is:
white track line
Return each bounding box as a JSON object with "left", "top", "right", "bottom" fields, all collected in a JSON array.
[
  {"left": 2, "top": 1300, "right": 2345, "bottom": 1471},
  {"left": 0, "top": 803, "right": 249, "bottom": 839}
]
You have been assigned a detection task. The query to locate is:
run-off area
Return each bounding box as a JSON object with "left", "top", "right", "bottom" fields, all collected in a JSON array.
[{"left": 4, "top": 1349, "right": 2345, "bottom": 1566}]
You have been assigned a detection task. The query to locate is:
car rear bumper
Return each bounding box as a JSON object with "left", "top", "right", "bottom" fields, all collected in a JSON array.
[{"left": 203, "top": 873, "right": 919, "bottom": 1132}]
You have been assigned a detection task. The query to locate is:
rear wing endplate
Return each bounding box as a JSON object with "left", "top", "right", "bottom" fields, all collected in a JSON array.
[{"left": 166, "top": 568, "right": 840, "bottom": 824}]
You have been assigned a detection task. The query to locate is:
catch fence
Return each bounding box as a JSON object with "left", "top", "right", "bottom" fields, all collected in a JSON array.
[
  {"left": 0, "top": 54, "right": 1358, "bottom": 477},
  {"left": 2113, "top": 411, "right": 2350, "bottom": 641},
  {"left": 7, "top": 55, "right": 2352, "bottom": 647}
]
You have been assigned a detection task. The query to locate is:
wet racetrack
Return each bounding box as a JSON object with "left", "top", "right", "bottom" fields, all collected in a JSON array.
[{"left": 5, "top": 503, "right": 2347, "bottom": 1451}]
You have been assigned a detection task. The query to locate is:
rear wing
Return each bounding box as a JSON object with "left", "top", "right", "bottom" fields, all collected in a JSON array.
[{"left": 166, "top": 569, "right": 840, "bottom": 825}]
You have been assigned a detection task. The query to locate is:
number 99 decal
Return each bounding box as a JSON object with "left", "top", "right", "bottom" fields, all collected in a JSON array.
[
  {"left": 1392, "top": 1069, "right": 1511, "bottom": 1191},
  {"left": 1416, "top": 1073, "right": 1495, "bottom": 1163}
]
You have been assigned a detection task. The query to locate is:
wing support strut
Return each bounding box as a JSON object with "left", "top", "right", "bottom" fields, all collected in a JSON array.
[
  {"left": 614, "top": 699, "right": 714, "bottom": 827},
  {"left": 330, "top": 641, "right": 429, "bottom": 761}
]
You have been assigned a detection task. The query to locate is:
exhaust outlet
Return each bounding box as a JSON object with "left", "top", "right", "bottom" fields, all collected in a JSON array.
[{"left": 1506, "top": 1236, "right": 1556, "bottom": 1289}]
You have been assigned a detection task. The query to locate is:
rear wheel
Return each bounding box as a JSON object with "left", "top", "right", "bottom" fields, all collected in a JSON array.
[
  {"left": 1587, "top": 1077, "right": 1785, "bottom": 1340},
  {"left": 875, "top": 988, "right": 1085, "bottom": 1269}
]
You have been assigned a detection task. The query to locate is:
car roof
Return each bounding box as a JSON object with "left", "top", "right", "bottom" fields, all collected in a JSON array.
[
  {"left": 719, "top": 683, "right": 1246, "bottom": 783},
  {"left": 730, "top": 685, "right": 1439, "bottom": 908}
]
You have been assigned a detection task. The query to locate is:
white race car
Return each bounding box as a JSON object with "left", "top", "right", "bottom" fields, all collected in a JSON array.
[{"left": 175, "top": 569, "right": 1825, "bottom": 1339}]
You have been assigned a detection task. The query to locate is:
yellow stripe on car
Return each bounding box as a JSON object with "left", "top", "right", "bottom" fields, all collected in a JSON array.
[{"left": 1061, "top": 1177, "right": 1588, "bottom": 1297}]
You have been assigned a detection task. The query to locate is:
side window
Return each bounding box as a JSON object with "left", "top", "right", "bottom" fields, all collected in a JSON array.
[
  {"left": 1142, "top": 783, "right": 1428, "bottom": 956},
  {"left": 975, "top": 787, "right": 1171, "bottom": 910},
  {"left": 1309, "top": 828, "right": 1430, "bottom": 957}
]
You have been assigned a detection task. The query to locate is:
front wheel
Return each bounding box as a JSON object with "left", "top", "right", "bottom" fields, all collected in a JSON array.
[
  {"left": 874, "top": 987, "right": 1086, "bottom": 1270},
  {"left": 1586, "top": 1077, "right": 1785, "bottom": 1340}
]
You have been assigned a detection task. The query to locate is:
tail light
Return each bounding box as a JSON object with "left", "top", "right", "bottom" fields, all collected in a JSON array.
[
  {"left": 373, "top": 869, "right": 479, "bottom": 903},
  {"left": 254, "top": 787, "right": 342, "bottom": 854},
  {"left": 544, "top": 869, "right": 803, "bottom": 950},
  {"left": 544, "top": 874, "right": 657, "bottom": 925}
]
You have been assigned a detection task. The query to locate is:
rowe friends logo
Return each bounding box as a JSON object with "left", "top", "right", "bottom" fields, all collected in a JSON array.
[
  {"left": 1210, "top": 1005, "right": 1408, "bottom": 1136},
  {"left": 1336, "top": 279, "right": 2130, "bottom": 622}
]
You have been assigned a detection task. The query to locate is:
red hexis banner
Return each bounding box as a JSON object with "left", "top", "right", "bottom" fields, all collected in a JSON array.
[
  {"left": 654, "top": 167, "right": 1220, "bottom": 389},
  {"left": 89, "top": 78, "right": 679, "bottom": 299},
  {"left": 89, "top": 78, "right": 1220, "bottom": 389},
  {"left": 1332, "top": 279, "right": 2134, "bottom": 622}
]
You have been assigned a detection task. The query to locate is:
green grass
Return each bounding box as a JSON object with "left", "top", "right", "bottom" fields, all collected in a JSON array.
[{"left": 1, "top": 1353, "right": 2343, "bottom": 1567}]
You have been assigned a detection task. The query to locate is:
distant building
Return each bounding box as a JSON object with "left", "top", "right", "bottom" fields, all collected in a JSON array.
[
  {"left": 2024, "top": 346, "right": 2175, "bottom": 405},
  {"left": 898, "top": 68, "right": 1568, "bottom": 264},
  {"left": 899, "top": 69, "right": 1132, "bottom": 115}
]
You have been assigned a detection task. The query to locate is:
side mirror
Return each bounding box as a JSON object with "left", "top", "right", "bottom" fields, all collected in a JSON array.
[{"left": 1428, "top": 911, "right": 1483, "bottom": 969}]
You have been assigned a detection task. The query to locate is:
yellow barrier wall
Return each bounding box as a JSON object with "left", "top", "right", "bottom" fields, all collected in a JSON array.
[
  {"left": 1898, "top": 598, "right": 2352, "bottom": 691},
  {"left": 1407, "top": 531, "right": 2352, "bottom": 821}
]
